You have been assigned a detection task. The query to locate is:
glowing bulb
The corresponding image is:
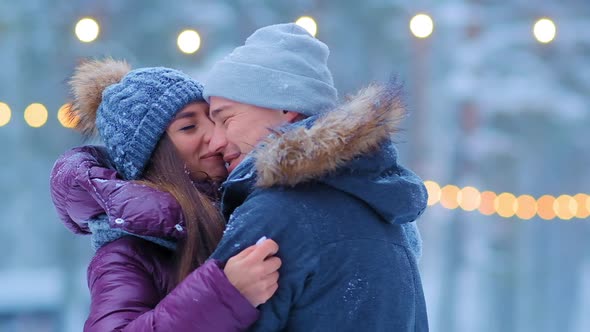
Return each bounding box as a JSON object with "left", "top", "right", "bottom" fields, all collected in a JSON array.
[
  {"left": 410, "top": 14, "right": 434, "bottom": 39},
  {"left": 516, "top": 195, "right": 537, "bottom": 220},
  {"left": 533, "top": 18, "right": 556, "bottom": 44},
  {"left": 177, "top": 30, "right": 201, "bottom": 54},
  {"left": 75, "top": 17, "right": 100, "bottom": 43},
  {"left": 458, "top": 186, "right": 481, "bottom": 211},
  {"left": 553, "top": 195, "right": 577, "bottom": 220},
  {"left": 479, "top": 191, "right": 497, "bottom": 216},
  {"left": 0, "top": 102, "right": 10, "bottom": 127},
  {"left": 296, "top": 16, "right": 318, "bottom": 37},
  {"left": 424, "top": 181, "right": 441, "bottom": 206},
  {"left": 58, "top": 103, "right": 79, "bottom": 128},
  {"left": 440, "top": 185, "right": 460, "bottom": 210},
  {"left": 24, "top": 103, "right": 48, "bottom": 128},
  {"left": 494, "top": 192, "right": 518, "bottom": 218},
  {"left": 573, "top": 194, "right": 589, "bottom": 219},
  {"left": 537, "top": 195, "right": 556, "bottom": 220}
]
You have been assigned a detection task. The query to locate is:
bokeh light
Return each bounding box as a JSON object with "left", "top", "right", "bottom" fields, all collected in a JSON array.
[
  {"left": 24, "top": 103, "right": 48, "bottom": 128},
  {"left": 533, "top": 18, "right": 556, "bottom": 44},
  {"left": 537, "top": 195, "right": 557, "bottom": 220},
  {"left": 410, "top": 13, "right": 434, "bottom": 39},
  {"left": 295, "top": 16, "right": 318, "bottom": 37},
  {"left": 440, "top": 185, "right": 460, "bottom": 210},
  {"left": 479, "top": 191, "right": 497, "bottom": 216},
  {"left": 516, "top": 195, "right": 537, "bottom": 220},
  {"left": 177, "top": 29, "right": 201, "bottom": 54},
  {"left": 57, "top": 103, "right": 79, "bottom": 128},
  {"left": 495, "top": 192, "right": 518, "bottom": 218},
  {"left": 553, "top": 195, "right": 577, "bottom": 220},
  {"left": 75, "top": 17, "right": 100, "bottom": 43},
  {"left": 573, "top": 194, "right": 589, "bottom": 219},
  {"left": 0, "top": 102, "right": 11, "bottom": 127},
  {"left": 424, "top": 181, "right": 441, "bottom": 206},
  {"left": 458, "top": 186, "right": 481, "bottom": 211}
]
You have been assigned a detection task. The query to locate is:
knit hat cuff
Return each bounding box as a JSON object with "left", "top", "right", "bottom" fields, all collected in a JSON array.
[
  {"left": 121, "top": 80, "right": 204, "bottom": 179},
  {"left": 203, "top": 60, "right": 338, "bottom": 116}
]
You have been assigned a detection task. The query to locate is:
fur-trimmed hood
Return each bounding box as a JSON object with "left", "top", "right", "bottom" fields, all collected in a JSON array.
[
  {"left": 255, "top": 83, "right": 406, "bottom": 187},
  {"left": 250, "top": 82, "right": 428, "bottom": 226}
]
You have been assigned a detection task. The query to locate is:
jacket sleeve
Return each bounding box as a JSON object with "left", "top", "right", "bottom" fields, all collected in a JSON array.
[
  {"left": 85, "top": 239, "right": 259, "bottom": 332},
  {"left": 210, "top": 189, "right": 320, "bottom": 332}
]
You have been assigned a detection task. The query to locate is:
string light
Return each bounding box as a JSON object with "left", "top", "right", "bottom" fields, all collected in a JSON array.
[
  {"left": 295, "top": 16, "right": 318, "bottom": 37},
  {"left": 24, "top": 103, "right": 48, "bottom": 128},
  {"left": 537, "top": 195, "right": 557, "bottom": 220},
  {"left": 75, "top": 17, "right": 100, "bottom": 43},
  {"left": 440, "top": 185, "right": 460, "bottom": 210},
  {"left": 458, "top": 186, "right": 481, "bottom": 211},
  {"left": 479, "top": 191, "right": 497, "bottom": 216},
  {"left": 516, "top": 195, "right": 537, "bottom": 220},
  {"left": 425, "top": 182, "right": 588, "bottom": 221},
  {"left": 554, "top": 195, "right": 577, "bottom": 220},
  {"left": 57, "top": 103, "right": 78, "bottom": 128},
  {"left": 533, "top": 18, "right": 556, "bottom": 44},
  {"left": 574, "top": 194, "right": 590, "bottom": 219},
  {"left": 495, "top": 192, "right": 518, "bottom": 218},
  {"left": 177, "top": 29, "right": 201, "bottom": 54},
  {"left": 0, "top": 102, "right": 11, "bottom": 127},
  {"left": 410, "top": 13, "right": 434, "bottom": 39},
  {"left": 424, "top": 181, "right": 441, "bottom": 206}
]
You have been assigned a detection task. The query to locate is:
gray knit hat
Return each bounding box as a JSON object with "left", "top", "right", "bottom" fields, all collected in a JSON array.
[
  {"left": 203, "top": 23, "right": 338, "bottom": 116},
  {"left": 69, "top": 59, "right": 204, "bottom": 180}
]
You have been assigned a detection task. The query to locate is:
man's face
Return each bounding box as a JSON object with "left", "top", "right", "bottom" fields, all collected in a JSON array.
[{"left": 208, "top": 97, "right": 294, "bottom": 174}]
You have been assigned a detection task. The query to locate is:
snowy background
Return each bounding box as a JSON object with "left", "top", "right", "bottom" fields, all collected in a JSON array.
[{"left": 0, "top": 0, "right": 589, "bottom": 331}]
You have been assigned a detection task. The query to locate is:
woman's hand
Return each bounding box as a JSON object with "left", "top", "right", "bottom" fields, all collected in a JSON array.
[{"left": 224, "top": 239, "right": 282, "bottom": 307}]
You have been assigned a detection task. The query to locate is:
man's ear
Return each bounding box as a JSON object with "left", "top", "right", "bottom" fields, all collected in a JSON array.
[{"left": 283, "top": 110, "right": 303, "bottom": 123}]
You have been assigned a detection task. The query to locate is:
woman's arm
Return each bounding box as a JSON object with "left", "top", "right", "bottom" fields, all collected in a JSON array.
[{"left": 85, "top": 237, "right": 259, "bottom": 332}]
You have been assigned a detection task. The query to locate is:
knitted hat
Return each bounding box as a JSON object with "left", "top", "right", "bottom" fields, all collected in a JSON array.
[
  {"left": 69, "top": 59, "right": 204, "bottom": 180},
  {"left": 203, "top": 23, "right": 338, "bottom": 116}
]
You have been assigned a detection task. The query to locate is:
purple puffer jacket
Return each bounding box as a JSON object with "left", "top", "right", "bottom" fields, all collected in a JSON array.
[{"left": 50, "top": 146, "right": 258, "bottom": 331}]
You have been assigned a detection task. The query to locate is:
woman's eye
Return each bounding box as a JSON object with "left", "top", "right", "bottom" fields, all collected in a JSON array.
[{"left": 180, "top": 125, "right": 196, "bottom": 131}]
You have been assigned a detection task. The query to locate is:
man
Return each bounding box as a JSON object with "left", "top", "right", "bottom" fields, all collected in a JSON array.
[{"left": 203, "top": 23, "right": 428, "bottom": 331}]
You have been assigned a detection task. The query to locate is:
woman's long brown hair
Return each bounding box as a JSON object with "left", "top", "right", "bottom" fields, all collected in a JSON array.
[{"left": 139, "top": 134, "right": 225, "bottom": 285}]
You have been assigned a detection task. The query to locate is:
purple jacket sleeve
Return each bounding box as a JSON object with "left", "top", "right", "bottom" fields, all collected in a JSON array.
[{"left": 85, "top": 238, "right": 259, "bottom": 332}]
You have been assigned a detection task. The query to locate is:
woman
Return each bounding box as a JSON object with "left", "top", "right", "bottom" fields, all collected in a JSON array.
[{"left": 50, "top": 59, "right": 281, "bottom": 331}]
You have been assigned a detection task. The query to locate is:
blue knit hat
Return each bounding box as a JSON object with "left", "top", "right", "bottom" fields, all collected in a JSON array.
[
  {"left": 69, "top": 59, "right": 205, "bottom": 180},
  {"left": 203, "top": 23, "right": 338, "bottom": 116}
]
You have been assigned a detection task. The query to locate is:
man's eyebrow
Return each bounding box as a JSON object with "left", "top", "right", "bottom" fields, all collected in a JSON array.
[
  {"left": 209, "top": 106, "right": 227, "bottom": 119},
  {"left": 173, "top": 111, "right": 197, "bottom": 121}
]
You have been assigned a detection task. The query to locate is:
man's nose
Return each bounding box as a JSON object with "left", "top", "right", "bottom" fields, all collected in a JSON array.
[{"left": 208, "top": 125, "right": 228, "bottom": 154}]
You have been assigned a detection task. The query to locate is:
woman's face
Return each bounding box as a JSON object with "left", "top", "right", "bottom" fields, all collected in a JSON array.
[{"left": 167, "top": 102, "right": 228, "bottom": 181}]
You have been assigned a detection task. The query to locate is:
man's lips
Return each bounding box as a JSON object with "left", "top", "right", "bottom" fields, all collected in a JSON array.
[
  {"left": 223, "top": 152, "right": 240, "bottom": 164},
  {"left": 200, "top": 152, "right": 223, "bottom": 160},
  {"left": 223, "top": 152, "right": 241, "bottom": 172}
]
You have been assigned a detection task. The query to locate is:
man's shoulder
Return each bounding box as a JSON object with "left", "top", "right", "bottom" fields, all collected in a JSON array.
[
  {"left": 223, "top": 183, "right": 335, "bottom": 242},
  {"left": 247, "top": 181, "right": 336, "bottom": 205}
]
